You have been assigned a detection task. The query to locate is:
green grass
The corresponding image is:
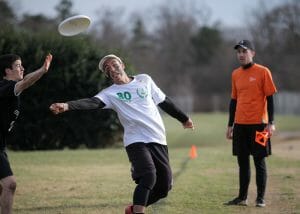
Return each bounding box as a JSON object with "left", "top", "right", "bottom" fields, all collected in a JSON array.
[
  {"left": 165, "top": 112, "right": 300, "bottom": 147},
  {"left": 7, "top": 113, "right": 300, "bottom": 213},
  {"left": 164, "top": 112, "right": 228, "bottom": 148}
]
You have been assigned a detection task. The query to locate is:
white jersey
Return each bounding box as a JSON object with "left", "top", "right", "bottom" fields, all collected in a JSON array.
[{"left": 95, "top": 74, "right": 166, "bottom": 147}]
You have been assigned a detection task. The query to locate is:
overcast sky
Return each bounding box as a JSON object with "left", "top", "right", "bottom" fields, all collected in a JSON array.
[{"left": 16, "top": 0, "right": 287, "bottom": 28}]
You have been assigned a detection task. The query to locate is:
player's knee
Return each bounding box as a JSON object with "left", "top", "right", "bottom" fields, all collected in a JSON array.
[
  {"left": 140, "top": 171, "right": 156, "bottom": 190},
  {"left": 5, "top": 180, "right": 17, "bottom": 193},
  {"left": 159, "top": 178, "right": 172, "bottom": 198},
  {"left": 10, "top": 181, "right": 17, "bottom": 192},
  {"left": 159, "top": 186, "right": 170, "bottom": 199},
  {"left": 160, "top": 191, "right": 168, "bottom": 199}
]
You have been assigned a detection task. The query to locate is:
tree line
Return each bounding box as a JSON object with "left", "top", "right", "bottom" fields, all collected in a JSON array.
[
  {"left": 1, "top": 0, "right": 124, "bottom": 150},
  {"left": 1, "top": 0, "right": 299, "bottom": 150},
  {"left": 89, "top": 0, "right": 300, "bottom": 110}
]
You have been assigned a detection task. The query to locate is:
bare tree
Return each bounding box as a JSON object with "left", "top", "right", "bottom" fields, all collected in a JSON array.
[
  {"left": 150, "top": 3, "right": 200, "bottom": 94},
  {"left": 250, "top": 0, "right": 300, "bottom": 91},
  {"left": 55, "top": 0, "right": 75, "bottom": 21},
  {"left": 0, "top": 0, "right": 16, "bottom": 26},
  {"left": 91, "top": 7, "right": 128, "bottom": 51},
  {"left": 126, "top": 15, "right": 155, "bottom": 74}
]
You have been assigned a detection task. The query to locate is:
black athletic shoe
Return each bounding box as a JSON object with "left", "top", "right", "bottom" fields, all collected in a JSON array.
[
  {"left": 224, "top": 197, "right": 248, "bottom": 206},
  {"left": 256, "top": 198, "right": 266, "bottom": 207}
]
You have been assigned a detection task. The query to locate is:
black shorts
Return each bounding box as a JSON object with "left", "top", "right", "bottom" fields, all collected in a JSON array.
[
  {"left": 233, "top": 124, "right": 271, "bottom": 157},
  {"left": 125, "top": 142, "right": 172, "bottom": 183},
  {"left": 0, "top": 150, "right": 13, "bottom": 179}
]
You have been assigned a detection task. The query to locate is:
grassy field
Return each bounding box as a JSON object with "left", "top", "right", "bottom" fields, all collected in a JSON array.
[{"left": 8, "top": 113, "right": 300, "bottom": 214}]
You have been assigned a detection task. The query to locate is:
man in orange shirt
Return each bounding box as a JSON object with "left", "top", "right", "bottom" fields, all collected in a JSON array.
[{"left": 225, "top": 40, "right": 277, "bottom": 207}]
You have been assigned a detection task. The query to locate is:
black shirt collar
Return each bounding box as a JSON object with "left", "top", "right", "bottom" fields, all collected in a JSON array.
[{"left": 242, "top": 62, "right": 254, "bottom": 69}]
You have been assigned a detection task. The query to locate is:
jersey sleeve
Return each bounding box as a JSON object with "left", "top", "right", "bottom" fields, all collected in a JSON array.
[
  {"left": 67, "top": 97, "right": 105, "bottom": 110},
  {"left": 231, "top": 72, "right": 237, "bottom": 99},
  {"left": 94, "top": 90, "right": 112, "bottom": 109},
  {"left": 264, "top": 68, "right": 277, "bottom": 96},
  {"left": 149, "top": 76, "right": 166, "bottom": 105}
]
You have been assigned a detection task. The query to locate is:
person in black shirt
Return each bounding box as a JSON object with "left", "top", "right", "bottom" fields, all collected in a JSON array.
[{"left": 0, "top": 53, "right": 52, "bottom": 214}]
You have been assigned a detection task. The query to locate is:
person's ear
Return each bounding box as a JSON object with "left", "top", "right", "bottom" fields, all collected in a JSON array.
[{"left": 4, "top": 68, "right": 11, "bottom": 76}]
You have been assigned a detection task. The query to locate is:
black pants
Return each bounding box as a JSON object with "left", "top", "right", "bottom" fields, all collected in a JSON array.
[
  {"left": 238, "top": 155, "right": 267, "bottom": 200},
  {"left": 126, "top": 142, "right": 172, "bottom": 206}
]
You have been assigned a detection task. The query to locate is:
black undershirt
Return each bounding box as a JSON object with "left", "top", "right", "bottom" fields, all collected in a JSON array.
[{"left": 242, "top": 62, "right": 254, "bottom": 69}]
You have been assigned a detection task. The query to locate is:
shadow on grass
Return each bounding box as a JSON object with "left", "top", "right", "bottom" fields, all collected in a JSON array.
[{"left": 173, "top": 157, "right": 191, "bottom": 180}]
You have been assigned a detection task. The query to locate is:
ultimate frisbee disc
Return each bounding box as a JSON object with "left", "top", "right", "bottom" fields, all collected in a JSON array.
[{"left": 58, "top": 15, "right": 91, "bottom": 36}]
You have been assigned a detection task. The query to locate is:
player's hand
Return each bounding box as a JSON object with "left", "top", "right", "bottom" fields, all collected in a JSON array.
[
  {"left": 43, "top": 53, "right": 53, "bottom": 72},
  {"left": 183, "top": 118, "right": 194, "bottom": 130},
  {"left": 226, "top": 126, "right": 233, "bottom": 139},
  {"left": 266, "top": 124, "right": 276, "bottom": 137},
  {"left": 49, "top": 103, "right": 68, "bottom": 114}
]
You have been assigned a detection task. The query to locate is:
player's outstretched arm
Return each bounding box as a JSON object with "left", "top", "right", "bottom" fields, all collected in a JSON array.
[
  {"left": 15, "top": 54, "right": 53, "bottom": 94},
  {"left": 49, "top": 97, "right": 106, "bottom": 115}
]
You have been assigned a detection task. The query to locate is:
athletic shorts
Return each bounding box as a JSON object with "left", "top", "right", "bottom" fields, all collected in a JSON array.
[
  {"left": 233, "top": 123, "right": 272, "bottom": 157},
  {"left": 0, "top": 150, "right": 13, "bottom": 179},
  {"left": 125, "top": 142, "right": 172, "bottom": 184}
]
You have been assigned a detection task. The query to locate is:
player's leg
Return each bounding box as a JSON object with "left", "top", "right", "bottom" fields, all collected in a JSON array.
[
  {"left": 253, "top": 156, "right": 267, "bottom": 207},
  {"left": 225, "top": 125, "right": 252, "bottom": 205},
  {"left": 0, "top": 150, "right": 16, "bottom": 214},
  {"left": 125, "top": 143, "right": 157, "bottom": 214},
  {"left": 237, "top": 155, "right": 251, "bottom": 200},
  {"left": 146, "top": 143, "right": 172, "bottom": 206},
  {"left": 0, "top": 176, "right": 17, "bottom": 214}
]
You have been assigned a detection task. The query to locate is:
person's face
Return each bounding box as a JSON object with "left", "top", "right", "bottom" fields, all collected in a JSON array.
[
  {"left": 236, "top": 47, "right": 255, "bottom": 66},
  {"left": 6, "top": 59, "right": 24, "bottom": 81},
  {"left": 102, "top": 58, "right": 126, "bottom": 84}
]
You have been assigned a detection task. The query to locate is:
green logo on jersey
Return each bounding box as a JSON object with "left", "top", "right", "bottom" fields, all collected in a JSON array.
[
  {"left": 116, "top": 91, "right": 132, "bottom": 101},
  {"left": 136, "top": 87, "right": 148, "bottom": 99}
]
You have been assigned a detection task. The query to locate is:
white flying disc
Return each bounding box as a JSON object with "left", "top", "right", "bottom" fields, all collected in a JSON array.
[{"left": 58, "top": 15, "right": 91, "bottom": 36}]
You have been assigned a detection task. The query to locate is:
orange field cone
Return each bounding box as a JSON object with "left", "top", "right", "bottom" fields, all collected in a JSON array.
[{"left": 189, "top": 145, "right": 198, "bottom": 159}]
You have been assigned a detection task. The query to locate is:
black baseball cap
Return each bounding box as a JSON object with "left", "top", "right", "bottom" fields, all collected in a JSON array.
[{"left": 234, "top": 40, "right": 255, "bottom": 50}]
